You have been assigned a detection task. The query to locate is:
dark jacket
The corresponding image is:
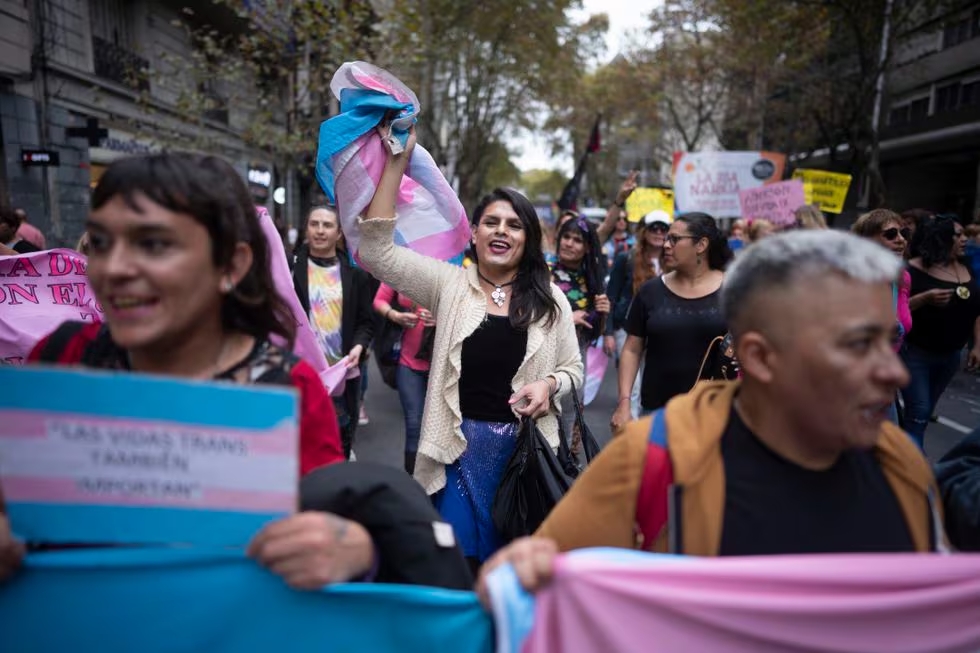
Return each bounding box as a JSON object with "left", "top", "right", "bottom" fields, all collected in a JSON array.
[
  {"left": 935, "top": 426, "right": 980, "bottom": 551},
  {"left": 293, "top": 245, "right": 375, "bottom": 363},
  {"left": 605, "top": 250, "right": 634, "bottom": 335},
  {"left": 300, "top": 462, "right": 473, "bottom": 589}
]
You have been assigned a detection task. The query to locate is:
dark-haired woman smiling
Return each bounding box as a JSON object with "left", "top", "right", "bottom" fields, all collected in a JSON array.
[
  {"left": 611, "top": 213, "right": 732, "bottom": 431},
  {"left": 25, "top": 153, "right": 378, "bottom": 589},
  {"left": 358, "top": 130, "right": 582, "bottom": 565}
]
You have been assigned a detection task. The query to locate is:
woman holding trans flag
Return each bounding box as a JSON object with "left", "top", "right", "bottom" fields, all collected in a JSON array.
[{"left": 357, "top": 129, "right": 582, "bottom": 569}]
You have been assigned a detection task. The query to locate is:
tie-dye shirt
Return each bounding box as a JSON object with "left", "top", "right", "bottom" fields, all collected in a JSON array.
[{"left": 308, "top": 259, "right": 344, "bottom": 365}]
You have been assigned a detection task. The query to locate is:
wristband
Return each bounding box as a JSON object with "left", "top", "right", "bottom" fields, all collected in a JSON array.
[{"left": 617, "top": 397, "right": 631, "bottom": 404}]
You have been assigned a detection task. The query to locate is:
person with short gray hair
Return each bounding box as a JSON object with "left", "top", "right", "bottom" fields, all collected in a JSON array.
[{"left": 478, "top": 230, "right": 946, "bottom": 598}]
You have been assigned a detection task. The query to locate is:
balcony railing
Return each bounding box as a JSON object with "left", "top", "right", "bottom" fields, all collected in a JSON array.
[
  {"left": 92, "top": 36, "right": 150, "bottom": 92},
  {"left": 882, "top": 102, "right": 980, "bottom": 141}
]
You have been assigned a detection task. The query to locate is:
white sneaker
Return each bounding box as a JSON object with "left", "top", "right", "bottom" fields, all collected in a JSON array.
[{"left": 358, "top": 406, "right": 369, "bottom": 426}]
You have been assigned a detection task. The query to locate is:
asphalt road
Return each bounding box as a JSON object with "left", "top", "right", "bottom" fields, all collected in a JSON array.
[{"left": 353, "top": 357, "right": 979, "bottom": 468}]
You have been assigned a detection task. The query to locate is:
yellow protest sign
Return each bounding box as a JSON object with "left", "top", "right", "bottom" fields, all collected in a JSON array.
[
  {"left": 625, "top": 188, "right": 674, "bottom": 223},
  {"left": 792, "top": 169, "right": 852, "bottom": 214}
]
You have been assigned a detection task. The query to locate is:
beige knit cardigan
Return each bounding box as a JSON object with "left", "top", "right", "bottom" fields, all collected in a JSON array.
[{"left": 358, "top": 217, "right": 584, "bottom": 495}]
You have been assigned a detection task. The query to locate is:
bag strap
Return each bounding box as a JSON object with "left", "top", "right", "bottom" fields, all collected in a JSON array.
[
  {"left": 692, "top": 336, "right": 724, "bottom": 389},
  {"left": 633, "top": 410, "right": 674, "bottom": 550}
]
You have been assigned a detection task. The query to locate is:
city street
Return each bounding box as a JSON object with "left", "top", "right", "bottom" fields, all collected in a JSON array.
[{"left": 354, "top": 358, "right": 980, "bottom": 469}]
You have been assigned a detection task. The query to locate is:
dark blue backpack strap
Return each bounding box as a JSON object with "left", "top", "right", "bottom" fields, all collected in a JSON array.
[{"left": 648, "top": 409, "right": 667, "bottom": 447}]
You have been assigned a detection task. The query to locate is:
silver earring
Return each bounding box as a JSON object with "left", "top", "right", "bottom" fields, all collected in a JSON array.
[{"left": 222, "top": 279, "right": 234, "bottom": 292}]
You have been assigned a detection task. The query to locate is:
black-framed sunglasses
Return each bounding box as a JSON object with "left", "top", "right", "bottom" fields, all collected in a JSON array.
[
  {"left": 881, "top": 227, "right": 911, "bottom": 241},
  {"left": 646, "top": 223, "right": 669, "bottom": 233}
]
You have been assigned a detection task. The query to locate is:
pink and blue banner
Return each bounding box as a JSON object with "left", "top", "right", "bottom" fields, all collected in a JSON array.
[
  {"left": 0, "top": 249, "right": 103, "bottom": 364},
  {"left": 0, "top": 366, "right": 298, "bottom": 546},
  {"left": 488, "top": 549, "right": 980, "bottom": 653},
  {"left": 0, "top": 548, "right": 493, "bottom": 653},
  {"left": 582, "top": 345, "right": 608, "bottom": 406},
  {"left": 315, "top": 61, "right": 471, "bottom": 263}
]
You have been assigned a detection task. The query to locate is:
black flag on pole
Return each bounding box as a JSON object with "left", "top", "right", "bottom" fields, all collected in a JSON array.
[{"left": 557, "top": 114, "right": 601, "bottom": 211}]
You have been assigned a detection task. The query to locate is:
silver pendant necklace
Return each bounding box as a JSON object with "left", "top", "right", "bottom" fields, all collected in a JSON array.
[{"left": 478, "top": 269, "right": 517, "bottom": 308}]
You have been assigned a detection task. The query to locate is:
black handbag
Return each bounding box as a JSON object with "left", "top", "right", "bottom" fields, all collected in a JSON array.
[
  {"left": 492, "top": 416, "right": 576, "bottom": 543},
  {"left": 692, "top": 332, "right": 739, "bottom": 388},
  {"left": 565, "top": 379, "right": 601, "bottom": 472},
  {"left": 373, "top": 294, "right": 404, "bottom": 389}
]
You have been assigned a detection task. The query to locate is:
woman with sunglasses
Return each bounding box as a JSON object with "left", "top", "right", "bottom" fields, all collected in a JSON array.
[
  {"left": 603, "top": 211, "right": 668, "bottom": 419},
  {"left": 358, "top": 129, "right": 582, "bottom": 567},
  {"left": 852, "top": 210, "right": 912, "bottom": 348},
  {"left": 900, "top": 215, "right": 980, "bottom": 448},
  {"left": 852, "top": 209, "right": 913, "bottom": 423},
  {"left": 612, "top": 213, "right": 732, "bottom": 432}
]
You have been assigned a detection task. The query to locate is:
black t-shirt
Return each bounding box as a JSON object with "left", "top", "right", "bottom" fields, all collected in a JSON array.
[
  {"left": 905, "top": 265, "right": 980, "bottom": 354},
  {"left": 719, "top": 408, "right": 915, "bottom": 555},
  {"left": 458, "top": 315, "right": 527, "bottom": 422},
  {"left": 625, "top": 277, "right": 726, "bottom": 410}
]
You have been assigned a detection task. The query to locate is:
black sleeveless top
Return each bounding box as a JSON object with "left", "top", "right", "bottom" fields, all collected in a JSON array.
[{"left": 458, "top": 315, "right": 528, "bottom": 422}]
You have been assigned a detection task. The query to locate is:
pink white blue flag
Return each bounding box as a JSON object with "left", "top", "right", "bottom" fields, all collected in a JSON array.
[
  {"left": 582, "top": 345, "right": 608, "bottom": 406},
  {"left": 315, "top": 61, "right": 471, "bottom": 263},
  {"left": 488, "top": 548, "right": 980, "bottom": 653}
]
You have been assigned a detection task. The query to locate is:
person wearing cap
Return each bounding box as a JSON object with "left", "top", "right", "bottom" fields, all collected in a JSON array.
[{"left": 604, "top": 211, "right": 669, "bottom": 419}]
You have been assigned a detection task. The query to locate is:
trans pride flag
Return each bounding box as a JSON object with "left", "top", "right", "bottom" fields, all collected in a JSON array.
[
  {"left": 488, "top": 549, "right": 980, "bottom": 653},
  {"left": 315, "top": 62, "right": 471, "bottom": 262}
]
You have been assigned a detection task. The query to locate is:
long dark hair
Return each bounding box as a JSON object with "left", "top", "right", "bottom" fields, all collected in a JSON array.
[
  {"left": 556, "top": 216, "right": 605, "bottom": 300},
  {"left": 92, "top": 152, "right": 296, "bottom": 347},
  {"left": 676, "top": 212, "right": 733, "bottom": 270},
  {"left": 919, "top": 214, "right": 961, "bottom": 268},
  {"left": 470, "top": 188, "right": 560, "bottom": 329}
]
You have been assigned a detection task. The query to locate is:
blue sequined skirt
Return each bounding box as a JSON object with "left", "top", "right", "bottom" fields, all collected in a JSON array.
[{"left": 435, "top": 418, "right": 519, "bottom": 562}]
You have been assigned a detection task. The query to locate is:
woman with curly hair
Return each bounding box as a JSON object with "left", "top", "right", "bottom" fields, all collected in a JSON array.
[{"left": 901, "top": 215, "right": 980, "bottom": 447}]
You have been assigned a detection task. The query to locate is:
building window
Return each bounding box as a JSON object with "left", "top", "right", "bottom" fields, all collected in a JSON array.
[
  {"left": 89, "top": 0, "right": 133, "bottom": 48},
  {"left": 909, "top": 97, "right": 929, "bottom": 121},
  {"left": 888, "top": 105, "right": 910, "bottom": 125},
  {"left": 89, "top": 0, "right": 148, "bottom": 91},
  {"left": 935, "top": 82, "right": 961, "bottom": 113},
  {"left": 943, "top": 11, "right": 979, "bottom": 48},
  {"left": 961, "top": 80, "right": 980, "bottom": 107}
]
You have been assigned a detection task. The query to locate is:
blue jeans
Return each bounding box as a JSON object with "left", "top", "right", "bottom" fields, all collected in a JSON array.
[
  {"left": 396, "top": 364, "right": 428, "bottom": 454},
  {"left": 900, "top": 344, "right": 962, "bottom": 448}
]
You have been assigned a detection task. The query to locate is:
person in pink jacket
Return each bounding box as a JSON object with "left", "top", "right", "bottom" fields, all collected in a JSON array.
[{"left": 374, "top": 282, "right": 435, "bottom": 474}]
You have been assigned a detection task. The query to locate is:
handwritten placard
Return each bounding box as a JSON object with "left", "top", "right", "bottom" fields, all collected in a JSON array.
[
  {"left": 792, "top": 169, "right": 852, "bottom": 213},
  {"left": 737, "top": 179, "right": 806, "bottom": 226},
  {"left": 0, "top": 367, "right": 298, "bottom": 546}
]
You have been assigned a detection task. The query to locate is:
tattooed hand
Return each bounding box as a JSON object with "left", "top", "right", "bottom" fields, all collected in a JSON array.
[{"left": 248, "top": 511, "right": 375, "bottom": 589}]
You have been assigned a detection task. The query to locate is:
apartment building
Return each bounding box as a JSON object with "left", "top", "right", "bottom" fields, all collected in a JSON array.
[
  {"left": 881, "top": 2, "right": 980, "bottom": 218},
  {"left": 0, "top": 0, "right": 293, "bottom": 247}
]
